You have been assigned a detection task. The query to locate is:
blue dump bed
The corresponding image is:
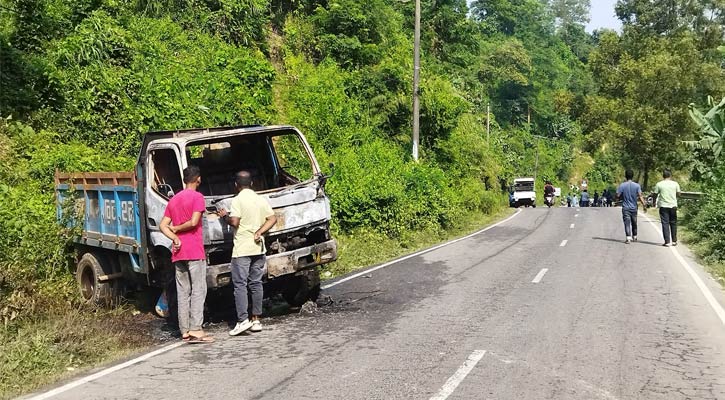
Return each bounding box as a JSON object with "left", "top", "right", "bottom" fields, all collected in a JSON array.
[{"left": 55, "top": 172, "right": 142, "bottom": 256}]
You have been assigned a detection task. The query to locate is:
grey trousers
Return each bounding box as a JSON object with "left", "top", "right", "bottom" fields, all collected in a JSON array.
[
  {"left": 231, "top": 255, "right": 265, "bottom": 322},
  {"left": 622, "top": 208, "right": 638, "bottom": 238},
  {"left": 175, "top": 260, "right": 207, "bottom": 333}
]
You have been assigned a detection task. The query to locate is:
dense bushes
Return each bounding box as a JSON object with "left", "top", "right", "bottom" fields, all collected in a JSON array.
[
  {"left": 40, "top": 13, "right": 276, "bottom": 155},
  {"left": 684, "top": 188, "right": 725, "bottom": 263},
  {"left": 0, "top": 121, "right": 132, "bottom": 326}
]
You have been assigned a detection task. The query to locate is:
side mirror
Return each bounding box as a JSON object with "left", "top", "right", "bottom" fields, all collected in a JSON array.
[{"left": 318, "top": 162, "right": 335, "bottom": 189}]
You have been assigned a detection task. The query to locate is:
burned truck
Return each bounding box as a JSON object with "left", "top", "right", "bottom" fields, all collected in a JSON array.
[{"left": 56, "top": 125, "right": 337, "bottom": 306}]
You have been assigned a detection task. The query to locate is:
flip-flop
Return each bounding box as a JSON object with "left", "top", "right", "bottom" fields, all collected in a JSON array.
[{"left": 187, "top": 335, "right": 215, "bottom": 344}]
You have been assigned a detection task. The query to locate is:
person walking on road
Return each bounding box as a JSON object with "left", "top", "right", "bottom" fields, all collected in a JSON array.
[
  {"left": 220, "top": 171, "right": 277, "bottom": 336},
  {"left": 654, "top": 169, "right": 681, "bottom": 247},
  {"left": 581, "top": 190, "right": 590, "bottom": 207},
  {"left": 159, "top": 166, "right": 214, "bottom": 343},
  {"left": 616, "top": 169, "right": 647, "bottom": 244}
]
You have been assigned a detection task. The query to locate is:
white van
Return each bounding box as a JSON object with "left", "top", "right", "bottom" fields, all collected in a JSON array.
[{"left": 511, "top": 178, "right": 536, "bottom": 208}]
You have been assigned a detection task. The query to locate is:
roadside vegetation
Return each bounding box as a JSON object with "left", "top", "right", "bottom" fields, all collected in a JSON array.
[
  {"left": 680, "top": 98, "right": 725, "bottom": 279},
  {"left": 0, "top": 0, "right": 723, "bottom": 398}
]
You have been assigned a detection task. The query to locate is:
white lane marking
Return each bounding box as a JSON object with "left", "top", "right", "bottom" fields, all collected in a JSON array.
[
  {"left": 570, "top": 223, "right": 575, "bottom": 229},
  {"left": 532, "top": 268, "right": 549, "bottom": 283},
  {"left": 25, "top": 342, "right": 185, "bottom": 400},
  {"left": 577, "top": 209, "right": 580, "bottom": 212},
  {"left": 575, "top": 214, "right": 579, "bottom": 218},
  {"left": 429, "top": 350, "right": 487, "bottom": 400},
  {"left": 322, "top": 209, "right": 523, "bottom": 290},
  {"left": 29, "top": 210, "right": 523, "bottom": 400},
  {"left": 641, "top": 214, "right": 725, "bottom": 327},
  {"left": 560, "top": 240, "right": 568, "bottom": 247}
]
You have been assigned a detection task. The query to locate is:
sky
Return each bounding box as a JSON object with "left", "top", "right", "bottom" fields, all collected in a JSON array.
[{"left": 586, "top": 0, "right": 622, "bottom": 32}]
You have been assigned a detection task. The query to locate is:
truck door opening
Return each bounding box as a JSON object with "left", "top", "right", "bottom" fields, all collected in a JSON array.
[{"left": 150, "top": 148, "right": 183, "bottom": 199}]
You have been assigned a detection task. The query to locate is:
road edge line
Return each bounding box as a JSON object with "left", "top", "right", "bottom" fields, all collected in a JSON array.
[
  {"left": 321, "top": 209, "right": 522, "bottom": 290},
  {"left": 23, "top": 342, "right": 185, "bottom": 400},
  {"left": 26, "top": 209, "right": 522, "bottom": 399},
  {"left": 641, "top": 213, "right": 725, "bottom": 327}
]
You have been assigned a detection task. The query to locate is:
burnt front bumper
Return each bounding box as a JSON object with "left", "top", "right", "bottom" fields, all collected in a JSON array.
[
  {"left": 205, "top": 239, "right": 338, "bottom": 288},
  {"left": 266, "top": 239, "right": 337, "bottom": 278}
]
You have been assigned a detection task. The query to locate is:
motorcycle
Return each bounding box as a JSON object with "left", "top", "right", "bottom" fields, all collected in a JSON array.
[{"left": 544, "top": 195, "right": 555, "bottom": 208}]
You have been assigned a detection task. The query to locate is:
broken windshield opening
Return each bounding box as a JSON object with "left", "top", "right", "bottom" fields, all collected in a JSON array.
[{"left": 186, "top": 131, "right": 315, "bottom": 197}]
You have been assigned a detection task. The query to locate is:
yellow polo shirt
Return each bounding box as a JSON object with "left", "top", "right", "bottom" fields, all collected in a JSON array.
[{"left": 230, "top": 189, "right": 275, "bottom": 257}]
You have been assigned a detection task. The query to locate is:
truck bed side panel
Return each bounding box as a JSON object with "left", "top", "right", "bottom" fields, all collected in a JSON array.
[{"left": 55, "top": 172, "right": 142, "bottom": 257}]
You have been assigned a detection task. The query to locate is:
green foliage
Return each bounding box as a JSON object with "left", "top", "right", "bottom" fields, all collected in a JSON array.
[
  {"left": 326, "top": 140, "right": 456, "bottom": 237},
  {"left": 0, "top": 121, "right": 132, "bottom": 324},
  {"left": 308, "top": 0, "right": 398, "bottom": 67},
  {"left": 16, "top": 0, "right": 725, "bottom": 394},
  {"left": 583, "top": 30, "right": 723, "bottom": 188},
  {"left": 684, "top": 188, "right": 725, "bottom": 263},
  {"left": 134, "top": 0, "right": 271, "bottom": 47},
  {"left": 687, "top": 97, "right": 725, "bottom": 159},
  {"left": 280, "top": 56, "right": 372, "bottom": 152},
  {"left": 39, "top": 13, "right": 275, "bottom": 155}
]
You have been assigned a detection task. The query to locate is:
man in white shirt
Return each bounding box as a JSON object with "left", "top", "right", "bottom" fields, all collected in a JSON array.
[
  {"left": 220, "top": 171, "right": 277, "bottom": 335},
  {"left": 654, "top": 169, "right": 681, "bottom": 247}
]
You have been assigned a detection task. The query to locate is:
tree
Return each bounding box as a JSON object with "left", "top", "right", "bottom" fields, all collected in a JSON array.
[
  {"left": 687, "top": 97, "right": 725, "bottom": 161},
  {"left": 548, "top": 0, "right": 591, "bottom": 27},
  {"left": 584, "top": 29, "right": 723, "bottom": 188},
  {"left": 469, "top": 0, "right": 548, "bottom": 36}
]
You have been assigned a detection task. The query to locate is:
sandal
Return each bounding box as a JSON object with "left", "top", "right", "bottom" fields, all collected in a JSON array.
[{"left": 187, "top": 334, "right": 215, "bottom": 344}]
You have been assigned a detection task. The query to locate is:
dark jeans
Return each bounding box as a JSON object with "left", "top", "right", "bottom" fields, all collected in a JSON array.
[
  {"left": 622, "top": 208, "right": 638, "bottom": 238},
  {"left": 231, "top": 254, "right": 265, "bottom": 322},
  {"left": 659, "top": 207, "right": 678, "bottom": 244}
]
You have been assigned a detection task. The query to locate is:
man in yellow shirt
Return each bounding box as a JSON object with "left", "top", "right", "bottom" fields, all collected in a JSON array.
[
  {"left": 654, "top": 169, "right": 681, "bottom": 247},
  {"left": 221, "top": 171, "right": 277, "bottom": 336}
]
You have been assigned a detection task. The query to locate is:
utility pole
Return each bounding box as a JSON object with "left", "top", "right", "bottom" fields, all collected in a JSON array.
[
  {"left": 533, "top": 136, "right": 540, "bottom": 191},
  {"left": 412, "top": 0, "right": 421, "bottom": 161},
  {"left": 486, "top": 103, "right": 490, "bottom": 149}
]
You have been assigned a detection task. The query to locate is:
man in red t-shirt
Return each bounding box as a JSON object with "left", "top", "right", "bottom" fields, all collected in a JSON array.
[{"left": 160, "top": 166, "right": 213, "bottom": 343}]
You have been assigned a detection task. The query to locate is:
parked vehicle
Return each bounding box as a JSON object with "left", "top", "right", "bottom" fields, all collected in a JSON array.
[
  {"left": 511, "top": 178, "right": 536, "bottom": 208},
  {"left": 56, "top": 125, "right": 337, "bottom": 307}
]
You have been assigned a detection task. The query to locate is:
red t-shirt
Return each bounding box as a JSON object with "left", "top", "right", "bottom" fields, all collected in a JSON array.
[{"left": 163, "top": 189, "right": 206, "bottom": 262}]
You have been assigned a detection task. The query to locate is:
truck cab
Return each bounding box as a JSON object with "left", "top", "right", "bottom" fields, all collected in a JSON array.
[
  {"left": 57, "top": 125, "right": 337, "bottom": 306},
  {"left": 511, "top": 177, "right": 536, "bottom": 208}
]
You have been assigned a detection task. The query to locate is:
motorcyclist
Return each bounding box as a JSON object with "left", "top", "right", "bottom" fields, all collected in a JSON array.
[{"left": 544, "top": 180, "right": 555, "bottom": 206}]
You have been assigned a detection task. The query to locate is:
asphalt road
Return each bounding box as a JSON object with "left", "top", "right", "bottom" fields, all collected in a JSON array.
[{"left": 27, "top": 207, "right": 725, "bottom": 400}]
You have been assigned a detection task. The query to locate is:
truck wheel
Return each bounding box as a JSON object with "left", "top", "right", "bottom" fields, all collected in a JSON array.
[
  {"left": 282, "top": 271, "right": 321, "bottom": 307},
  {"left": 76, "top": 253, "right": 114, "bottom": 306}
]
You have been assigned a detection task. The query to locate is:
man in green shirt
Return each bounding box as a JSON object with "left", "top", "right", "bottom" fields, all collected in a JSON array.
[
  {"left": 220, "top": 171, "right": 277, "bottom": 336},
  {"left": 654, "top": 169, "right": 681, "bottom": 247}
]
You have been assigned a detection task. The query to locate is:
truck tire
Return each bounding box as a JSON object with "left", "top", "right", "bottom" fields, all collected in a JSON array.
[
  {"left": 282, "top": 270, "right": 321, "bottom": 307},
  {"left": 76, "top": 253, "right": 115, "bottom": 306}
]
